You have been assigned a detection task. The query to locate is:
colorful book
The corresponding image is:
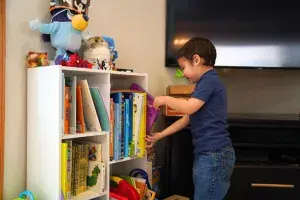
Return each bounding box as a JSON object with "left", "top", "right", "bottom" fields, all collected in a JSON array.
[
  {"left": 109, "top": 98, "right": 114, "bottom": 161},
  {"left": 64, "top": 87, "right": 70, "bottom": 134},
  {"left": 65, "top": 76, "right": 77, "bottom": 134},
  {"left": 137, "top": 93, "right": 147, "bottom": 158},
  {"left": 66, "top": 140, "right": 72, "bottom": 200},
  {"left": 61, "top": 143, "right": 68, "bottom": 199},
  {"left": 76, "top": 86, "right": 85, "bottom": 133},
  {"left": 78, "top": 80, "right": 102, "bottom": 132},
  {"left": 111, "top": 92, "right": 123, "bottom": 160},
  {"left": 90, "top": 87, "right": 110, "bottom": 131},
  {"left": 122, "top": 93, "right": 133, "bottom": 157},
  {"left": 130, "top": 83, "right": 159, "bottom": 134}
]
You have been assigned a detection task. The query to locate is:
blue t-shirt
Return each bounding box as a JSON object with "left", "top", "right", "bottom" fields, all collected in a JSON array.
[{"left": 190, "top": 69, "right": 232, "bottom": 154}]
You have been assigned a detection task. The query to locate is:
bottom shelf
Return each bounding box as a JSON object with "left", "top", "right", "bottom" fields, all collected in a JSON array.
[{"left": 71, "top": 190, "right": 107, "bottom": 200}]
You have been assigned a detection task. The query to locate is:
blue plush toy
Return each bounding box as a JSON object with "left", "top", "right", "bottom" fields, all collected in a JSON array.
[
  {"left": 29, "top": 0, "right": 91, "bottom": 61},
  {"left": 102, "top": 36, "right": 119, "bottom": 62}
]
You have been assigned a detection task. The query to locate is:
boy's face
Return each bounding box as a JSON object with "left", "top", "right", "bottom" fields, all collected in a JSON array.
[{"left": 177, "top": 56, "right": 203, "bottom": 83}]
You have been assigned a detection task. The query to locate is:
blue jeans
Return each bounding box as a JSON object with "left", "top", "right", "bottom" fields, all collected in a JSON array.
[{"left": 193, "top": 147, "right": 236, "bottom": 200}]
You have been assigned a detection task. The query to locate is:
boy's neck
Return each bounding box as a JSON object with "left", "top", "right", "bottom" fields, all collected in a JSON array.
[
  {"left": 199, "top": 65, "right": 214, "bottom": 77},
  {"left": 192, "top": 66, "right": 214, "bottom": 83}
]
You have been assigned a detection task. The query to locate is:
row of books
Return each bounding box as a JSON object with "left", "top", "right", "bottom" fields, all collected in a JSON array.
[
  {"left": 109, "top": 83, "right": 159, "bottom": 161},
  {"left": 62, "top": 74, "right": 159, "bottom": 161},
  {"left": 61, "top": 140, "right": 105, "bottom": 199},
  {"left": 63, "top": 75, "right": 109, "bottom": 135},
  {"left": 110, "top": 91, "right": 146, "bottom": 160}
]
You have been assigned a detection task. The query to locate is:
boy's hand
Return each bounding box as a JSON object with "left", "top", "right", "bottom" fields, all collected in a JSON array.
[
  {"left": 145, "top": 132, "right": 163, "bottom": 148},
  {"left": 153, "top": 96, "right": 166, "bottom": 110}
]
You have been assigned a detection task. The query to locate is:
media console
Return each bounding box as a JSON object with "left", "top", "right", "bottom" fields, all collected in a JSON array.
[{"left": 163, "top": 114, "right": 300, "bottom": 200}]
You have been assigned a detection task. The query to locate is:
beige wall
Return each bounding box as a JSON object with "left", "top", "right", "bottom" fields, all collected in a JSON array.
[
  {"left": 5, "top": 0, "right": 53, "bottom": 198},
  {"left": 4, "top": 0, "right": 300, "bottom": 199}
]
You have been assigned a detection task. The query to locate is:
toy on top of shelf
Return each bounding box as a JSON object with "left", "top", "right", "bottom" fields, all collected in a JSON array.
[
  {"left": 29, "top": 0, "right": 91, "bottom": 65},
  {"left": 55, "top": 52, "right": 93, "bottom": 68},
  {"left": 102, "top": 36, "right": 119, "bottom": 63},
  {"left": 26, "top": 51, "right": 49, "bottom": 68},
  {"left": 14, "top": 190, "right": 36, "bottom": 200},
  {"left": 82, "top": 34, "right": 118, "bottom": 70}
]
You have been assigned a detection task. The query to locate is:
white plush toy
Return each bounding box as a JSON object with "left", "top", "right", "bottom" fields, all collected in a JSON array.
[{"left": 82, "top": 35, "right": 111, "bottom": 68}]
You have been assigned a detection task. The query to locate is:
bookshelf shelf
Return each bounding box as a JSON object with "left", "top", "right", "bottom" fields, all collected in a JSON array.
[
  {"left": 27, "top": 66, "right": 149, "bottom": 200},
  {"left": 70, "top": 190, "right": 107, "bottom": 200},
  {"left": 109, "top": 157, "right": 141, "bottom": 165},
  {"left": 62, "top": 131, "right": 108, "bottom": 139}
]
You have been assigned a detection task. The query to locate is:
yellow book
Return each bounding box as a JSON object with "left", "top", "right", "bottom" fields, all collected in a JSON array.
[
  {"left": 61, "top": 143, "right": 68, "bottom": 199},
  {"left": 137, "top": 93, "right": 147, "bottom": 158},
  {"left": 131, "top": 94, "right": 137, "bottom": 157}
]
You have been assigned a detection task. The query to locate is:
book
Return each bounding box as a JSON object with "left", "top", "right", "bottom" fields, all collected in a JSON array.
[
  {"left": 61, "top": 143, "right": 68, "bottom": 199},
  {"left": 110, "top": 90, "right": 147, "bottom": 160},
  {"left": 76, "top": 86, "right": 85, "bottom": 133},
  {"left": 130, "top": 83, "right": 159, "bottom": 134},
  {"left": 90, "top": 87, "right": 110, "bottom": 131},
  {"left": 65, "top": 76, "right": 77, "bottom": 134},
  {"left": 78, "top": 80, "right": 102, "bottom": 132}
]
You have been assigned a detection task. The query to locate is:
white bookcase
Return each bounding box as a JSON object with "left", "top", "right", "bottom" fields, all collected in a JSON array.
[{"left": 27, "top": 65, "right": 148, "bottom": 200}]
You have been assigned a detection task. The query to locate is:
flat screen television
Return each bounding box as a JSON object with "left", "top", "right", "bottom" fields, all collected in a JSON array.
[{"left": 165, "top": 0, "right": 300, "bottom": 69}]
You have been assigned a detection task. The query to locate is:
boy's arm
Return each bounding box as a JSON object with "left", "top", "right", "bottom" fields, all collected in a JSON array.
[
  {"left": 156, "top": 78, "right": 215, "bottom": 115},
  {"left": 160, "top": 114, "right": 189, "bottom": 139},
  {"left": 146, "top": 115, "right": 189, "bottom": 148},
  {"left": 163, "top": 96, "right": 204, "bottom": 115}
]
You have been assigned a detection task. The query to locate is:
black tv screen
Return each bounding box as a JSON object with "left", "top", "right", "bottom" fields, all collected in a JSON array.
[{"left": 165, "top": 0, "right": 300, "bottom": 68}]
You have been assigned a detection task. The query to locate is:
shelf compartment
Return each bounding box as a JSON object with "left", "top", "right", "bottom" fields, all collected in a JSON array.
[
  {"left": 62, "top": 131, "right": 108, "bottom": 139},
  {"left": 70, "top": 190, "right": 107, "bottom": 200}
]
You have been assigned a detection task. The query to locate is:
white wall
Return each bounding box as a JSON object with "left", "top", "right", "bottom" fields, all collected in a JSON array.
[
  {"left": 86, "top": 0, "right": 300, "bottom": 114},
  {"left": 4, "top": 0, "right": 53, "bottom": 198},
  {"left": 4, "top": 0, "right": 300, "bottom": 199}
]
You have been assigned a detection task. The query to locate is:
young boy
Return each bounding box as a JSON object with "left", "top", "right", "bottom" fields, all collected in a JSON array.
[{"left": 146, "top": 37, "right": 235, "bottom": 200}]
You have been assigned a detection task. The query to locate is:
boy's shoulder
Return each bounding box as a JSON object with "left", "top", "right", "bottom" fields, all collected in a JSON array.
[
  {"left": 192, "top": 70, "right": 226, "bottom": 103},
  {"left": 196, "top": 70, "right": 224, "bottom": 89}
]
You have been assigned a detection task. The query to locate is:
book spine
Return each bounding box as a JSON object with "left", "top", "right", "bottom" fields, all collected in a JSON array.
[{"left": 110, "top": 98, "right": 114, "bottom": 161}]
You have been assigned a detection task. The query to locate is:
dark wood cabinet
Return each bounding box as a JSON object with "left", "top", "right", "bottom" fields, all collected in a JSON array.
[
  {"left": 162, "top": 114, "right": 300, "bottom": 200},
  {"left": 225, "top": 165, "right": 300, "bottom": 200}
]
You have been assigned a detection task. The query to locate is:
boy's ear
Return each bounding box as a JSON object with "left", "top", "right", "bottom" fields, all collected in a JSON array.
[{"left": 193, "top": 54, "right": 203, "bottom": 65}]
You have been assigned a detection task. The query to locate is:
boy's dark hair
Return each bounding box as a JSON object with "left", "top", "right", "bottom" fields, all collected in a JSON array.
[{"left": 177, "top": 37, "right": 217, "bottom": 66}]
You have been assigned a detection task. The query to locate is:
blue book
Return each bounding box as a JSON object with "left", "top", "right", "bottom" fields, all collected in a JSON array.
[
  {"left": 111, "top": 92, "right": 123, "bottom": 160},
  {"left": 122, "top": 93, "right": 133, "bottom": 156},
  {"left": 113, "top": 102, "right": 119, "bottom": 160},
  {"left": 124, "top": 99, "right": 130, "bottom": 157}
]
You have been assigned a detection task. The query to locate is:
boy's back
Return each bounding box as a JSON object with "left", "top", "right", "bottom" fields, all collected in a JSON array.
[{"left": 190, "top": 69, "right": 232, "bottom": 154}]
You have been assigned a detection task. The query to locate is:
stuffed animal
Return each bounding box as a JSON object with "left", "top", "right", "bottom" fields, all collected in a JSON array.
[
  {"left": 29, "top": 0, "right": 91, "bottom": 62},
  {"left": 82, "top": 36, "right": 111, "bottom": 67},
  {"left": 82, "top": 35, "right": 119, "bottom": 70},
  {"left": 55, "top": 52, "right": 93, "bottom": 68},
  {"left": 43, "top": 0, "right": 91, "bottom": 42},
  {"left": 103, "top": 36, "right": 119, "bottom": 62}
]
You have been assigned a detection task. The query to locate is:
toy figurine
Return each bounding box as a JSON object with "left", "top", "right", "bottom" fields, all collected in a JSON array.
[
  {"left": 26, "top": 51, "right": 49, "bottom": 68},
  {"left": 14, "top": 190, "right": 36, "bottom": 200},
  {"left": 83, "top": 36, "right": 111, "bottom": 67},
  {"left": 55, "top": 53, "right": 93, "bottom": 68},
  {"left": 29, "top": 0, "right": 91, "bottom": 63},
  {"left": 82, "top": 35, "right": 119, "bottom": 70}
]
